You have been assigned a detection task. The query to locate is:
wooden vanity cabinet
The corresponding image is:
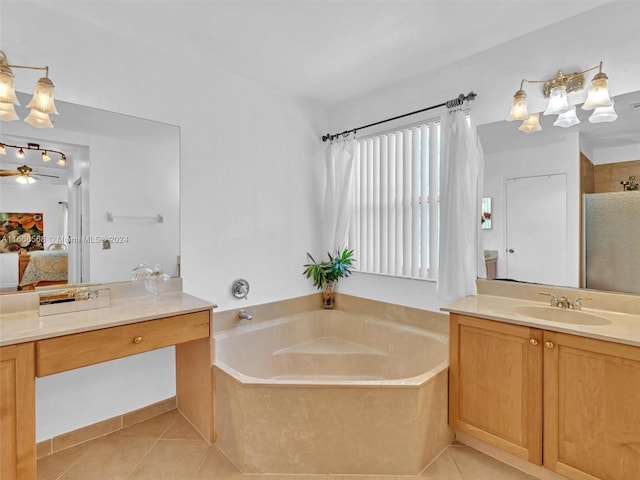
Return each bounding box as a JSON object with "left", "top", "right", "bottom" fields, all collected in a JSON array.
[
  {"left": 449, "top": 314, "right": 543, "bottom": 464},
  {"left": 544, "top": 331, "right": 640, "bottom": 480},
  {"left": 450, "top": 313, "right": 640, "bottom": 480},
  {"left": 0, "top": 342, "right": 36, "bottom": 480},
  {"left": 0, "top": 307, "right": 213, "bottom": 480}
]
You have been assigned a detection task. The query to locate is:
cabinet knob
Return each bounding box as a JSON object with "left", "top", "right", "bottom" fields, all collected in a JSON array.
[
  {"left": 545, "top": 341, "right": 554, "bottom": 349},
  {"left": 133, "top": 336, "right": 143, "bottom": 344},
  {"left": 529, "top": 339, "right": 538, "bottom": 346}
]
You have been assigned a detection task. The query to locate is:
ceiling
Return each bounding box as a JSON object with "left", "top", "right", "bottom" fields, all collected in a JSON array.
[{"left": 21, "top": 0, "right": 614, "bottom": 104}]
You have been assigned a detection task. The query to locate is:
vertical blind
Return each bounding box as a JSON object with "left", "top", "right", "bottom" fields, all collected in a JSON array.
[{"left": 349, "top": 121, "right": 441, "bottom": 279}]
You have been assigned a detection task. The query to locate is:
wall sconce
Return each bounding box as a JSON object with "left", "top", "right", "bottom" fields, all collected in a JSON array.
[
  {"left": 0, "top": 142, "right": 67, "bottom": 166},
  {"left": 508, "top": 61, "right": 614, "bottom": 132},
  {"left": 0, "top": 50, "right": 58, "bottom": 128}
]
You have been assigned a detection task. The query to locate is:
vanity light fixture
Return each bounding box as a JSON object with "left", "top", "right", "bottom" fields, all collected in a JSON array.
[
  {"left": 0, "top": 141, "right": 67, "bottom": 166},
  {"left": 509, "top": 61, "right": 614, "bottom": 131},
  {"left": 0, "top": 50, "right": 58, "bottom": 128}
]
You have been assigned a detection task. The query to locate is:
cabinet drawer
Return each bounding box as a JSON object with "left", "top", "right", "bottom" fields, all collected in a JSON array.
[{"left": 36, "top": 311, "right": 210, "bottom": 377}]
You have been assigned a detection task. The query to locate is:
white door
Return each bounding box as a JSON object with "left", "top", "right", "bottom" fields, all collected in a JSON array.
[{"left": 506, "top": 174, "right": 567, "bottom": 286}]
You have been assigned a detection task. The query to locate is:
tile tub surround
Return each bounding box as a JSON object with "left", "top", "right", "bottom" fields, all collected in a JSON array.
[
  {"left": 214, "top": 310, "right": 453, "bottom": 475},
  {"left": 214, "top": 293, "right": 449, "bottom": 334}
]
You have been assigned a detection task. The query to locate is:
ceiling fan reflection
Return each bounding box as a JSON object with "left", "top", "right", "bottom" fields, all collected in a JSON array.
[{"left": 0, "top": 164, "right": 59, "bottom": 184}]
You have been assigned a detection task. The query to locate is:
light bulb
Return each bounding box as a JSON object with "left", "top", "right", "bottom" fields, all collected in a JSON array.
[
  {"left": 582, "top": 72, "right": 612, "bottom": 110},
  {"left": 509, "top": 90, "right": 528, "bottom": 121},
  {"left": 0, "top": 65, "right": 19, "bottom": 106},
  {"left": 553, "top": 106, "right": 580, "bottom": 128},
  {"left": 544, "top": 85, "right": 570, "bottom": 115},
  {"left": 589, "top": 99, "right": 617, "bottom": 123},
  {"left": 24, "top": 109, "right": 53, "bottom": 128},
  {"left": 0, "top": 101, "right": 18, "bottom": 121},
  {"left": 26, "top": 77, "right": 58, "bottom": 114},
  {"left": 518, "top": 113, "right": 542, "bottom": 133}
]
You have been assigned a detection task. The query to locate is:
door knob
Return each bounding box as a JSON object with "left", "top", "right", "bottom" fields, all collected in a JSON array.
[
  {"left": 508, "top": 248, "right": 515, "bottom": 253},
  {"left": 545, "top": 341, "right": 554, "bottom": 349},
  {"left": 133, "top": 336, "right": 143, "bottom": 344},
  {"left": 529, "top": 339, "right": 538, "bottom": 346}
]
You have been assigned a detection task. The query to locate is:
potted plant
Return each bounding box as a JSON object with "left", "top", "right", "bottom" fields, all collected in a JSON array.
[{"left": 303, "top": 248, "right": 355, "bottom": 309}]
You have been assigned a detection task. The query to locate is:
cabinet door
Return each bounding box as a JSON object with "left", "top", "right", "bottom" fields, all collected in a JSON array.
[
  {"left": 449, "top": 314, "right": 543, "bottom": 464},
  {"left": 544, "top": 332, "right": 640, "bottom": 480},
  {"left": 0, "top": 342, "right": 36, "bottom": 480}
]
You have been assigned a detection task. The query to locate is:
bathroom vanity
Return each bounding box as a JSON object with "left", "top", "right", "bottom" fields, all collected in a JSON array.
[
  {"left": 0, "top": 284, "right": 215, "bottom": 480},
  {"left": 444, "top": 292, "right": 640, "bottom": 480}
]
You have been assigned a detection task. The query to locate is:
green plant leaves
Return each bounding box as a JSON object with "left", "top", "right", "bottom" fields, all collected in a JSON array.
[{"left": 303, "top": 248, "right": 355, "bottom": 290}]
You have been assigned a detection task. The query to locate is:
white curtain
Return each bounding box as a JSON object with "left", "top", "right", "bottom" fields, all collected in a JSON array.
[
  {"left": 324, "top": 136, "right": 356, "bottom": 253},
  {"left": 437, "top": 110, "right": 484, "bottom": 302}
]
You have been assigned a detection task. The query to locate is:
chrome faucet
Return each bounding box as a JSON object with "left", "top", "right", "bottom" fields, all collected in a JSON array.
[
  {"left": 238, "top": 309, "right": 252, "bottom": 321},
  {"left": 571, "top": 297, "right": 592, "bottom": 310},
  {"left": 539, "top": 292, "right": 592, "bottom": 310},
  {"left": 539, "top": 292, "right": 559, "bottom": 307}
]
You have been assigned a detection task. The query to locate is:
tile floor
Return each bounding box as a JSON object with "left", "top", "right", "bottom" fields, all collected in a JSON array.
[{"left": 37, "top": 409, "right": 536, "bottom": 480}]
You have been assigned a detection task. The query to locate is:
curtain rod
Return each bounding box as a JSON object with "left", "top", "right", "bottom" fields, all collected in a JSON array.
[{"left": 322, "top": 91, "right": 477, "bottom": 142}]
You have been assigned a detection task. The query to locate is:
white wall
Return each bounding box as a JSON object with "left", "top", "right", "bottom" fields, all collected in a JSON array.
[
  {"left": 482, "top": 134, "right": 581, "bottom": 285},
  {"left": 591, "top": 142, "right": 640, "bottom": 165},
  {"left": 328, "top": 2, "right": 640, "bottom": 311}
]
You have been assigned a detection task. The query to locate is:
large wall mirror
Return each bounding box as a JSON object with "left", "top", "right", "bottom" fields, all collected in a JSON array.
[
  {"left": 0, "top": 94, "right": 180, "bottom": 292},
  {"left": 479, "top": 89, "right": 640, "bottom": 295}
]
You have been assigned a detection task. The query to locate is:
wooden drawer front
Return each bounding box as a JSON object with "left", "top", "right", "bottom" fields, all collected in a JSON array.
[{"left": 36, "top": 311, "right": 210, "bottom": 377}]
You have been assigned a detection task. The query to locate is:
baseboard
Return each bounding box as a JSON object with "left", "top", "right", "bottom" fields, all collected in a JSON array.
[
  {"left": 36, "top": 396, "right": 176, "bottom": 459},
  {"left": 455, "top": 431, "right": 569, "bottom": 480}
]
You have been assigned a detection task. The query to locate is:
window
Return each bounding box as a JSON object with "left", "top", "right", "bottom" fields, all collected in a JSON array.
[{"left": 349, "top": 121, "right": 441, "bottom": 280}]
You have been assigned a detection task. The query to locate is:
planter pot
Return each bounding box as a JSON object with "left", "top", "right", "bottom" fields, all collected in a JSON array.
[{"left": 322, "top": 281, "right": 336, "bottom": 309}]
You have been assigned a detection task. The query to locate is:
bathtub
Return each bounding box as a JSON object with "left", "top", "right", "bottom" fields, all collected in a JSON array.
[{"left": 213, "top": 309, "right": 453, "bottom": 475}]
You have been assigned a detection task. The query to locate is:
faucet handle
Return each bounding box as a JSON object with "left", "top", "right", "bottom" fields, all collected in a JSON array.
[
  {"left": 539, "top": 291, "right": 559, "bottom": 306},
  {"left": 571, "top": 297, "right": 592, "bottom": 310}
]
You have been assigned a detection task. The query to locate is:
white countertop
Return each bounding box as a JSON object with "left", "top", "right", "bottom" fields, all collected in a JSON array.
[
  {"left": 442, "top": 294, "right": 640, "bottom": 348},
  {"left": 0, "top": 292, "right": 215, "bottom": 347}
]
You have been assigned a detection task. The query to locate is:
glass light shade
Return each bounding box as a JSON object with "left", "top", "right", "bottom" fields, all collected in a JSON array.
[
  {"left": 0, "top": 101, "right": 18, "bottom": 121},
  {"left": 582, "top": 72, "right": 611, "bottom": 110},
  {"left": 42, "top": 151, "right": 51, "bottom": 161},
  {"left": 17, "top": 148, "right": 25, "bottom": 158},
  {"left": 26, "top": 77, "right": 58, "bottom": 114},
  {"left": 57, "top": 155, "right": 67, "bottom": 167},
  {"left": 0, "top": 67, "right": 19, "bottom": 105},
  {"left": 16, "top": 175, "right": 28, "bottom": 184},
  {"left": 508, "top": 90, "right": 528, "bottom": 121},
  {"left": 543, "top": 85, "right": 570, "bottom": 115},
  {"left": 24, "top": 108, "right": 53, "bottom": 128},
  {"left": 518, "top": 113, "right": 542, "bottom": 133},
  {"left": 0, "top": 143, "right": 5, "bottom": 154},
  {"left": 553, "top": 106, "right": 580, "bottom": 128},
  {"left": 589, "top": 99, "right": 617, "bottom": 123}
]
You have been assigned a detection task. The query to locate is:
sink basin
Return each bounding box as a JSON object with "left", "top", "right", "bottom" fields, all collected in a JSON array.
[{"left": 512, "top": 305, "right": 611, "bottom": 326}]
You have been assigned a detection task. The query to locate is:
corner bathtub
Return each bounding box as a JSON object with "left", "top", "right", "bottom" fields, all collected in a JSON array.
[{"left": 213, "top": 309, "right": 453, "bottom": 475}]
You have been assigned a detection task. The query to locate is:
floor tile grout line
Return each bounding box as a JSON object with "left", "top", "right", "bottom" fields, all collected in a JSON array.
[
  {"left": 190, "top": 444, "right": 214, "bottom": 479},
  {"left": 124, "top": 410, "right": 181, "bottom": 479}
]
